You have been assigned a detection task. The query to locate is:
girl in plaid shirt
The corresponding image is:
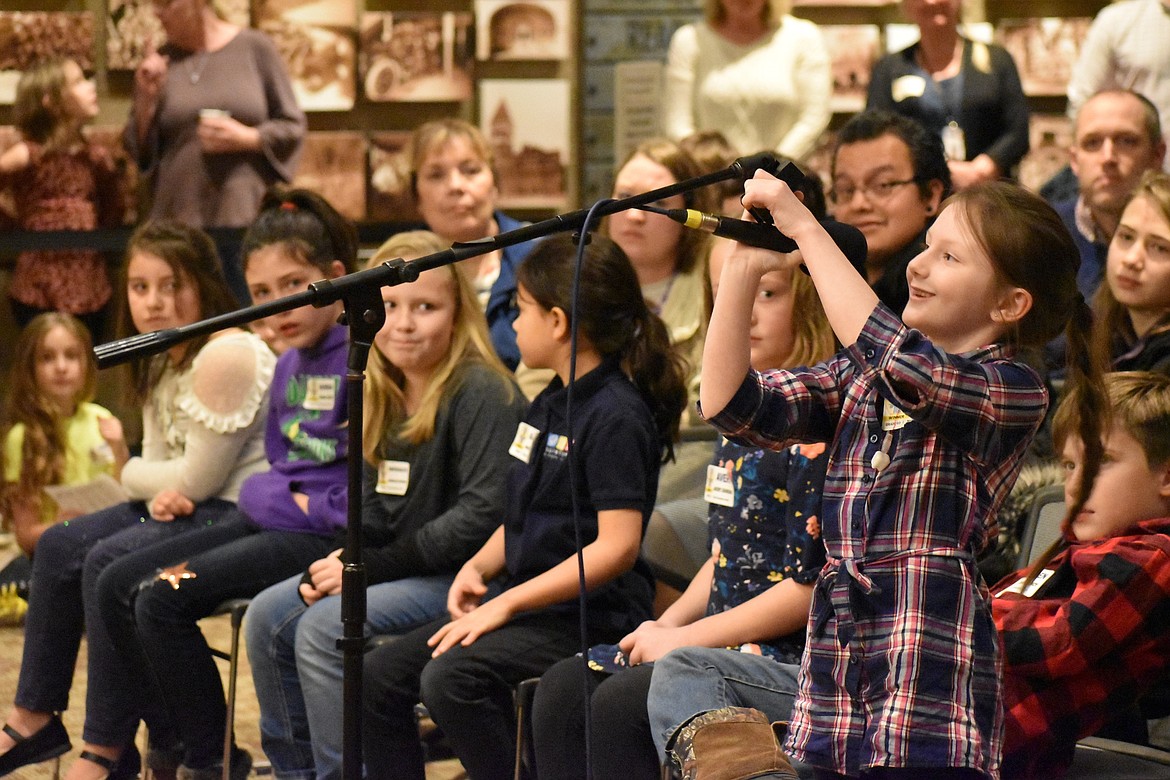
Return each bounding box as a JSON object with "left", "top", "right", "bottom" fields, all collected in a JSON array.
[
  {"left": 994, "top": 371, "right": 1170, "bottom": 778},
  {"left": 701, "top": 177, "right": 1106, "bottom": 779}
]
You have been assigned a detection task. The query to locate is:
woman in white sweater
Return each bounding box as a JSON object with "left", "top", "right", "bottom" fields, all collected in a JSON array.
[
  {"left": 663, "top": 0, "right": 832, "bottom": 161},
  {"left": 0, "top": 221, "right": 275, "bottom": 780}
]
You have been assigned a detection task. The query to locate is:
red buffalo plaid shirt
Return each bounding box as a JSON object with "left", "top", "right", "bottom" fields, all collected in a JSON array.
[{"left": 993, "top": 516, "right": 1170, "bottom": 778}]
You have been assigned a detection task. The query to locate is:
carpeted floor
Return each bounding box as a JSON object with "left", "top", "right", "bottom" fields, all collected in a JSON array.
[{"left": 0, "top": 613, "right": 465, "bottom": 779}]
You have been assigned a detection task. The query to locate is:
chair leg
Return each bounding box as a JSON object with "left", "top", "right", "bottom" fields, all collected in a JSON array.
[
  {"left": 513, "top": 678, "right": 540, "bottom": 780},
  {"left": 223, "top": 605, "right": 244, "bottom": 780}
]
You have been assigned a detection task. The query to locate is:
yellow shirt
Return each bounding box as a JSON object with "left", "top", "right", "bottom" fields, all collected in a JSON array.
[{"left": 4, "top": 402, "right": 118, "bottom": 523}]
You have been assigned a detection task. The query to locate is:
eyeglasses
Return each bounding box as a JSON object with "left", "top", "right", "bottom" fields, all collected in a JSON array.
[{"left": 829, "top": 178, "right": 920, "bottom": 205}]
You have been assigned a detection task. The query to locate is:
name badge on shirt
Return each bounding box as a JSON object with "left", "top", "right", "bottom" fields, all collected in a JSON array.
[
  {"left": 508, "top": 421, "right": 541, "bottom": 463},
  {"left": 881, "top": 401, "right": 912, "bottom": 432},
  {"left": 303, "top": 376, "right": 339, "bottom": 411},
  {"left": 891, "top": 74, "right": 926, "bottom": 102},
  {"left": 376, "top": 460, "right": 410, "bottom": 495},
  {"left": 704, "top": 464, "right": 735, "bottom": 507},
  {"left": 942, "top": 121, "right": 967, "bottom": 161},
  {"left": 996, "top": 567, "right": 1055, "bottom": 599}
]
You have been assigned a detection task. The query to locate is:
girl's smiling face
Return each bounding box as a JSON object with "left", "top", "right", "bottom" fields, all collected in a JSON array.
[
  {"left": 901, "top": 204, "right": 1030, "bottom": 353},
  {"left": 375, "top": 267, "right": 457, "bottom": 383}
]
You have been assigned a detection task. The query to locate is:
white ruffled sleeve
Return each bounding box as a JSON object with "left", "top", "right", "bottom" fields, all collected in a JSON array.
[{"left": 121, "top": 332, "right": 276, "bottom": 502}]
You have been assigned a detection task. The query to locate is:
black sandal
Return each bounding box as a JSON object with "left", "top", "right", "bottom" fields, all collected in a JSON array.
[
  {"left": 78, "top": 746, "right": 141, "bottom": 780},
  {"left": 0, "top": 716, "right": 71, "bottom": 776}
]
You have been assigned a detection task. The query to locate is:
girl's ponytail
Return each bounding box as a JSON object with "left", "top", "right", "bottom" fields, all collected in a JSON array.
[
  {"left": 624, "top": 305, "right": 688, "bottom": 463},
  {"left": 1023, "top": 296, "right": 1109, "bottom": 586}
]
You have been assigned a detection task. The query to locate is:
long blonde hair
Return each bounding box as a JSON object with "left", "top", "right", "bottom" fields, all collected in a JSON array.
[
  {"left": 0, "top": 313, "right": 97, "bottom": 507},
  {"left": 362, "top": 231, "right": 515, "bottom": 463}
]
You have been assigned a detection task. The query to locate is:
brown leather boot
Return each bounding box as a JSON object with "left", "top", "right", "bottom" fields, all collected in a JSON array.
[{"left": 669, "top": 706, "right": 798, "bottom": 780}]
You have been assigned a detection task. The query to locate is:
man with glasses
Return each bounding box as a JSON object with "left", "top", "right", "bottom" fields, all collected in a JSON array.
[{"left": 828, "top": 110, "right": 951, "bottom": 315}]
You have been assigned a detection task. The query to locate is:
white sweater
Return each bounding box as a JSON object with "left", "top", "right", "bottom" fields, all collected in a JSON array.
[{"left": 663, "top": 16, "right": 832, "bottom": 161}]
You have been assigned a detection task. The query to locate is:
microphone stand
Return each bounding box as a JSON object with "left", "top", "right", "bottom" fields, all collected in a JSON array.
[{"left": 94, "top": 152, "right": 790, "bottom": 780}]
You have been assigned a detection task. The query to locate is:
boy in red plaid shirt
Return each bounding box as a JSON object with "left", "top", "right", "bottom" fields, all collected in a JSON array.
[{"left": 994, "top": 371, "right": 1170, "bottom": 778}]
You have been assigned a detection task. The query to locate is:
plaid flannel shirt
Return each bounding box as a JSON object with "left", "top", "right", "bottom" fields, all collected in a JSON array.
[
  {"left": 707, "top": 304, "right": 1047, "bottom": 777},
  {"left": 994, "top": 516, "right": 1170, "bottom": 778}
]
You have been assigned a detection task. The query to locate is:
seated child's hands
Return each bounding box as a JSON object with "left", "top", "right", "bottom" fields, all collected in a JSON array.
[
  {"left": 97, "top": 414, "right": 125, "bottom": 447},
  {"left": 447, "top": 561, "right": 488, "bottom": 620},
  {"left": 428, "top": 597, "right": 512, "bottom": 657},
  {"left": 619, "top": 620, "right": 694, "bottom": 665},
  {"left": 300, "top": 549, "right": 343, "bottom": 606},
  {"left": 149, "top": 489, "right": 195, "bottom": 521}
]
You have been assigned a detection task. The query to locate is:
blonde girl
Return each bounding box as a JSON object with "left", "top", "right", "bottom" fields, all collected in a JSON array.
[
  {"left": 702, "top": 177, "right": 1105, "bottom": 778},
  {"left": 246, "top": 229, "right": 526, "bottom": 780},
  {"left": 1, "top": 314, "right": 128, "bottom": 557},
  {"left": 0, "top": 58, "right": 124, "bottom": 337}
]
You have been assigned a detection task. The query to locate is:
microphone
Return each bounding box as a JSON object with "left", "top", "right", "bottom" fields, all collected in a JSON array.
[{"left": 639, "top": 206, "right": 868, "bottom": 270}]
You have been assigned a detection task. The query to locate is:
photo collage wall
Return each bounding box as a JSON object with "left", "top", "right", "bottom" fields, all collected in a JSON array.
[{"left": 0, "top": 1, "right": 573, "bottom": 224}]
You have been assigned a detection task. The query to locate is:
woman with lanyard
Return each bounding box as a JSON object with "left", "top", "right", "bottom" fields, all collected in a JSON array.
[{"left": 866, "top": 0, "right": 1029, "bottom": 190}]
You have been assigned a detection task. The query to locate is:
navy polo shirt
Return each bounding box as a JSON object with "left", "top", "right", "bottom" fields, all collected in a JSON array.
[{"left": 502, "top": 357, "right": 658, "bottom": 633}]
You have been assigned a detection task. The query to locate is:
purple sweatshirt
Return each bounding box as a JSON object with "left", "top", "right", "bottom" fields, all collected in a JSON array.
[{"left": 237, "top": 325, "right": 348, "bottom": 534}]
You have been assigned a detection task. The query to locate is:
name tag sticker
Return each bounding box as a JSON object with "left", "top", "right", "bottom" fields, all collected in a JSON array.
[
  {"left": 509, "top": 422, "right": 541, "bottom": 463},
  {"left": 881, "top": 402, "right": 912, "bottom": 432},
  {"left": 997, "top": 568, "right": 1055, "bottom": 598},
  {"left": 376, "top": 460, "right": 410, "bottom": 495},
  {"left": 892, "top": 75, "right": 926, "bottom": 102},
  {"left": 704, "top": 464, "right": 735, "bottom": 507},
  {"left": 304, "top": 376, "right": 339, "bottom": 411}
]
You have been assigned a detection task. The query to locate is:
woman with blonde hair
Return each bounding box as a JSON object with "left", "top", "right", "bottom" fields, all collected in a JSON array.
[
  {"left": 406, "top": 119, "right": 540, "bottom": 370},
  {"left": 245, "top": 230, "right": 526, "bottom": 780},
  {"left": 663, "top": 0, "right": 832, "bottom": 160}
]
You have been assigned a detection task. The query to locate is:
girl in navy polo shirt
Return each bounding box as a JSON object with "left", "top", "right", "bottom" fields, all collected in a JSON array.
[{"left": 361, "top": 233, "right": 689, "bottom": 779}]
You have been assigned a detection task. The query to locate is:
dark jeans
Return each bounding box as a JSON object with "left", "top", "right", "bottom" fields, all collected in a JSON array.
[
  {"left": 16, "top": 499, "right": 237, "bottom": 747},
  {"left": 362, "top": 611, "right": 613, "bottom": 780},
  {"left": 532, "top": 656, "right": 658, "bottom": 780},
  {"left": 130, "top": 520, "right": 334, "bottom": 769}
]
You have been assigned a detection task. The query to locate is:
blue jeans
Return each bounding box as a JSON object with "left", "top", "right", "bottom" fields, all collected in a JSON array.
[
  {"left": 245, "top": 573, "right": 453, "bottom": 780},
  {"left": 646, "top": 646, "right": 801, "bottom": 761},
  {"left": 16, "top": 499, "right": 236, "bottom": 746}
]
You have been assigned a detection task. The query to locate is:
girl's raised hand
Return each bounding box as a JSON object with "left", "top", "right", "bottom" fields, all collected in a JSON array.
[
  {"left": 134, "top": 40, "right": 169, "bottom": 106},
  {"left": 97, "top": 415, "right": 125, "bottom": 448},
  {"left": 741, "top": 169, "right": 818, "bottom": 240}
]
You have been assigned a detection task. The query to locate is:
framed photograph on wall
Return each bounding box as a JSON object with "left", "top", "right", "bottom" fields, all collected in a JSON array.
[
  {"left": 368, "top": 131, "right": 421, "bottom": 223},
  {"left": 998, "top": 18, "right": 1091, "bottom": 96},
  {"left": 1, "top": 12, "right": 94, "bottom": 103},
  {"left": 107, "top": 0, "right": 246, "bottom": 70},
  {"left": 360, "top": 11, "right": 474, "bottom": 102},
  {"left": 1019, "top": 114, "right": 1073, "bottom": 194},
  {"left": 821, "top": 25, "right": 881, "bottom": 113},
  {"left": 257, "top": 0, "right": 357, "bottom": 111},
  {"left": 293, "top": 131, "right": 367, "bottom": 221},
  {"left": 475, "top": 0, "right": 571, "bottom": 62},
  {"left": 479, "top": 78, "right": 570, "bottom": 209}
]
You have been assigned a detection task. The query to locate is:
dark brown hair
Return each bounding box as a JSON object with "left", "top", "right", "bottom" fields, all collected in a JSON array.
[
  {"left": 241, "top": 188, "right": 358, "bottom": 277},
  {"left": 516, "top": 234, "right": 689, "bottom": 462},
  {"left": 114, "top": 220, "right": 239, "bottom": 401}
]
